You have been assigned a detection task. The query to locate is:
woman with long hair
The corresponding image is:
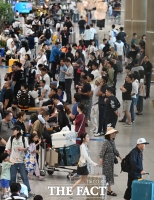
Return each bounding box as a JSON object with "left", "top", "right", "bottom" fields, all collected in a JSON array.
[
  {"left": 6, "top": 125, "right": 33, "bottom": 195},
  {"left": 72, "top": 50, "right": 84, "bottom": 89},
  {"left": 71, "top": 132, "right": 98, "bottom": 196},
  {"left": 18, "top": 41, "right": 31, "bottom": 66}
]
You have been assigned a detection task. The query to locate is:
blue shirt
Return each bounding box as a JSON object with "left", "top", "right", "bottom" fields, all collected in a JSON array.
[
  {"left": 72, "top": 102, "right": 80, "bottom": 116},
  {"left": 59, "top": 65, "right": 67, "bottom": 82},
  {"left": 28, "top": 35, "right": 35, "bottom": 49},
  {"left": 49, "top": 45, "right": 62, "bottom": 62}
]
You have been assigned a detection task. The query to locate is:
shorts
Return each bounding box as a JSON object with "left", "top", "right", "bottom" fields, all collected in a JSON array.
[
  {"left": 1, "top": 179, "right": 9, "bottom": 188},
  {"left": 123, "top": 100, "right": 132, "bottom": 111}
]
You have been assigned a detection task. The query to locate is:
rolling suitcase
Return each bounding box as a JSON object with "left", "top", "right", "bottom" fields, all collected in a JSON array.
[
  {"left": 8, "top": 59, "right": 19, "bottom": 67},
  {"left": 132, "top": 173, "right": 154, "bottom": 200},
  {"left": 51, "top": 131, "right": 76, "bottom": 148},
  {"left": 46, "top": 148, "right": 58, "bottom": 167},
  {"left": 86, "top": 167, "right": 107, "bottom": 200},
  {"left": 70, "top": 32, "right": 76, "bottom": 44},
  {"left": 58, "top": 148, "right": 65, "bottom": 166},
  {"left": 64, "top": 144, "right": 80, "bottom": 166},
  {"left": 38, "top": 140, "right": 46, "bottom": 176}
]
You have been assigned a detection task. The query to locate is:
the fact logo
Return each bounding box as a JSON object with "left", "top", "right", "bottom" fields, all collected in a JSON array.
[{"left": 48, "top": 186, "right": 107, "bottom": 196}]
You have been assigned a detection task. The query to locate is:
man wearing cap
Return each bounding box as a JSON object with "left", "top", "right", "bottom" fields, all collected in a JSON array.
[{"left": 124, "top": 138, "right": 149, "bottom": 200}]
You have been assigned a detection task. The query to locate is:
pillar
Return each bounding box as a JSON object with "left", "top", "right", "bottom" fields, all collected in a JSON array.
[
  {"left": 146, "top": 0, "right": 154, "bottom": 65},
  {"left": 120, "top": 0, "right": 125, "bottom": 26},
  {"left": 124, "top": 0, "right": 147, "bottom": 44}
]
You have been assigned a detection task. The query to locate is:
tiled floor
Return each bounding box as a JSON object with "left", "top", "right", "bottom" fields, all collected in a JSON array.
[{"left": 0, "top": 18, "right": 154, "bottom": 200}]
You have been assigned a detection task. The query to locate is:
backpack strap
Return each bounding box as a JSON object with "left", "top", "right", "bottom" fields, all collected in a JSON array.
[{"left": 11, "top": 135, "right": 25, "bottom": 149}]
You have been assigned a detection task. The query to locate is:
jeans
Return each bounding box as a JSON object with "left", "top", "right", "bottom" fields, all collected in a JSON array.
[
  {"left": 137, "top": 96, "right": 143, "bottom": 113},
  {"left": 65, "top": 79, "right": 72, "bottom": 104},
  {"left": 98, "top": 104, "right": 106, "bottom": 133},
  {"left": 10, "top": 163, "right": 31, "bottom": 192}
]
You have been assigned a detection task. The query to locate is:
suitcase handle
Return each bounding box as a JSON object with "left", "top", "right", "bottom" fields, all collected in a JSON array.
[{"left": 142, "top": 173, "right": 150, "bottom": 179}]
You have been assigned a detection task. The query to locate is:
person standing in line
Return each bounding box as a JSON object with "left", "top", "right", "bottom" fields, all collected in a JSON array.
[
  {"left": 58, "top": 58, "right": 67, "bottom": 91},
  {"left": 142, "top": 55, "right": 153, "bottom": 98},
  {"left": 61, "top": 58, "right": 73, "bottom": 105},
  {"left": 109, "top": 24, "right": 118, "bottom": 47},
  {"left": 94, "top": 76, "right": 108, "bottom": 137},
  {"left": 124, "top": 138, "right": 149, "bottom": 200},
  {"left": 78, "top": 16, "right": 86, "bottom": 35},
  {"left": 120, "top": 74, "right": 132, "bottom": 127}
]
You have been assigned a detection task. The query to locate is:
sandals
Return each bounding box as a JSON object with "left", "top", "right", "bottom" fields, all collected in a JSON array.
[{"left": 107, "top": 191, "right": 117, "bottom": 196}]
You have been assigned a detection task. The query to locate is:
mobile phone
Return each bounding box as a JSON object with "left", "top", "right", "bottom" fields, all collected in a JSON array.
[{"left": 28, "top": 120, "right": 31, "bottom": 126}]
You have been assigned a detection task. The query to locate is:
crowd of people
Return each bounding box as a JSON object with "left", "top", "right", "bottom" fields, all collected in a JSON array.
[{"left": 0, "top": 0, "right": 153, "bottom": 199}]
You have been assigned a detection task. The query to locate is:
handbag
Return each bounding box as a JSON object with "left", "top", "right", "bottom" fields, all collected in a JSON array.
[
  {"left": 139, "top": 83, "right": 146, "bottom": 97},
  {"left": 110, "top": 141, "right": 118, "bottom": 164},
  {"left": 75, "top": 115, "right": 85, "bottom": 137}
]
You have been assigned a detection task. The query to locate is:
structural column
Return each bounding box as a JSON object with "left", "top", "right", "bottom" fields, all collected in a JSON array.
[
  {"left": 146, "top": 0, "right": 154, "bottom": 65},
  {"left": 120, "top": 0, "right": 125, "bottom": 26},
  {"left": 124, "top": 0, "right": 147, "bottom": 44}
]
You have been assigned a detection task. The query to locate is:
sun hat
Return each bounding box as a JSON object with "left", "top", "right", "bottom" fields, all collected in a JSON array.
[{"left": 105, "top": 127, "right": 119, "bottom": 135}]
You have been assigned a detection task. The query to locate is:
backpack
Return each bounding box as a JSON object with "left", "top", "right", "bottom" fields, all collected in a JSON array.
[
  {"left": 10, "top": 135, "right": 25, "bottom": 149},
  {"left": 113, "top": 30, "right": 117, "bottom": 37},
  {"left": 121, "top": 152, "right": 130, "bottom": 173},
  {"left": 45, "top": 28, "right": 51, "bottom": 39},
  {"left": 18, "top": 91, "right": 29, "bottom": 108}
]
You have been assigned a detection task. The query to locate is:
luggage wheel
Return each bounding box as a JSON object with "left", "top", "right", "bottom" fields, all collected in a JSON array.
[{"left": 47, "top": 167, "right": 55, "bottom": 175}]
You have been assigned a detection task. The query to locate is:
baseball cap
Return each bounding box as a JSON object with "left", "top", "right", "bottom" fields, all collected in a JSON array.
[
  {"left": 12, "top": 125, "right": 22, "bottom": 131},
  {"left": 137, "top": 138, "right": 149, "bottom": 145}
]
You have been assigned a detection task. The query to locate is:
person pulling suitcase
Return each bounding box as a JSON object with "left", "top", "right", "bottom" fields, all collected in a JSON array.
[{"left": 124, "top": 138, "right": 149, "bottom": 200}]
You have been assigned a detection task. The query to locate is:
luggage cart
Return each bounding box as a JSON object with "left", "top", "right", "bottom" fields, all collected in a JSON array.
[{"left": 39, "top": 140, "right": 78, "bottom": 179}]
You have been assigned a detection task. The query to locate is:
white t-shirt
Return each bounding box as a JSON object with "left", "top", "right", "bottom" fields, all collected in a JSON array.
[
  {"left": 41, "top": 85, "right": 50, "bottom": 99},
  {"left": 85, "top": 29, "right": 91, "bottom": 40},
  {"left": 131, "top": 80, "right": 139, "bottom": 98},
  {"left": 27, "top": 13, "right": 35, "bottom": 20},
  {"left": 90, "top": 27, "right": 97, "bottom": 40},
  {"left": 23, "top": 24, "right": 32, "bottom": 36},
  {"left": 36, "top": 54, "right": 47, "bottom": 73},
  {"left": 56, "top": 23, "right": 63, "bottom": 31},
  {"left": 6, "top": 136, "right": 29, "bottom": 163},
  {"left": 91, "top": 69, "right": 100, "bottom": 80},
  {"left": 99, "top": 43, "right": 105, "bottom": 50},
  {"left": 32, "top": 20, "right": 41, "bottom": 26},
  {"left": 40, "top": 73, "right": 51, "bottom": 87},
  {"left": 7, "top": 38, "right": 13, "bottom": 48},
  {"left": 109, "top": 29, "right": 119, "bottom": 43},
  {"left": 19, "top": 47, "right": 31, "bottom": 61},
  {"left": 88, "top": 45, "right": 98, "bottom": 54},
  {"left": 114, "top": 41, "right": 124, "bottom": 56}
]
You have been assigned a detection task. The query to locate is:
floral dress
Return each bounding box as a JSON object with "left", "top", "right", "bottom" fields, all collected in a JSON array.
[{"left": 99, "top": 139, "right": 119, "bottom": 185}]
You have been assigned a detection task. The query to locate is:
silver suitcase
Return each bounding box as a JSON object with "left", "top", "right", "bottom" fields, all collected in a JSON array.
[
  {"left": 70, "top": 32, "right": 76, "bottom": 44},
  {"left": 51, "top": 131, "right": 76, "bottom": 148}
]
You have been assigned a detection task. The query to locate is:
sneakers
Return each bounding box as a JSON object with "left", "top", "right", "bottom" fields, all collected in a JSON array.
[
  {"left": 28, "top": 191, "right": 35, "bottom": 197},
  {"left": 124, "top": 123, "right": 132, "bottom": 127},
  {"left": 94, "top": 132, "right": 104, "bottom": 137},
  {"left": 1, "top": 194, "right": 8, "bottom": 199}
]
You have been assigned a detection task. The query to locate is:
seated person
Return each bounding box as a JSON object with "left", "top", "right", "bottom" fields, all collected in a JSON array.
[
  {"left": 7, "top": 100, "right": 21, "bottom": 123},
  {"left": 6, "top": 183, "right": 26, "bottom": 200},
  {"left": 35, "top": 80, "right": 50, "bottom": 107},
  {"left": 54, "top": 105, "right": 71, "bottom": 132},
  {"left": 57, "top": 86, "right": 67, "bottom": 103},
  {"left": 17, "top": 83, "right": 30, "bottom": 108}
]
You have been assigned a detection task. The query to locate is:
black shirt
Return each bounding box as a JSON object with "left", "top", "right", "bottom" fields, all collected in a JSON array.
[
  {"left": 142, "top": 61, "right": 153, "bottom": 75},
  {"left": 13, "top": 70, "right": 25, "bottom": 91},
  {"left": 103, "top": 43, "right": 110, "bottom": 57},
  {"left": 15, "top": 120, "right": 26, "bottom": 134},
  {"left": 122, "top": 83, "right": 132, "bottom": 100},
  {"left": 28, "top": 68, "right": 36, "bottom": 84},
  {"left": 98, "top": 84, "right": 108, "bottom": 105},
  {"left": 63, "top": 21, "right": 73, "bottom": 30},
  {"left": 3, "top": 89, "right": 13, "bottom": 109},
  {"left": 78, "top": 19, "right": 86, "bottom": 28},
  {"left": 128, "top": 50, "right": 138, "bottom": 61},
  {"left": 105, "top": 96, "right": 119, "bottom": 118},
  {"left": 117, "top": 32, "right": 126, "bottom": 43},
  {"left": 81, "top": 83, "right": 91, "bottom": 100}
]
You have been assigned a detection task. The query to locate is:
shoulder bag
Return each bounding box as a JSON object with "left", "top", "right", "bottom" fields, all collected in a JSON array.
[{"left": 75, "top": 114, "right": 85, "bottom": 137}]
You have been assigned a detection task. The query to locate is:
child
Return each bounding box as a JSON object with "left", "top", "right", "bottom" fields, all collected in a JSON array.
[
  {"left": 27, "top": 61, "right": 36, "bottom": 91},
  {"left": 28, "top": 133, "right": 45, "bottom": 181},
  {"left": 0, "top": 153, "right": 17, "bottom": 199}
]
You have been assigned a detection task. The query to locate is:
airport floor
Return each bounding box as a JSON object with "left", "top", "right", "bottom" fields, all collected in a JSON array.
[{"left": 0, "top": 19, "right": 154, "bottom": 200}]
